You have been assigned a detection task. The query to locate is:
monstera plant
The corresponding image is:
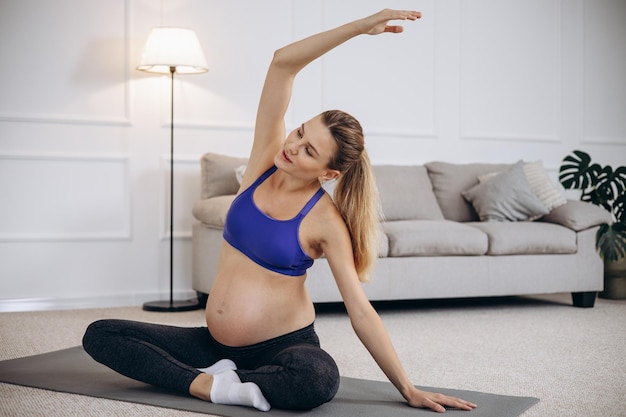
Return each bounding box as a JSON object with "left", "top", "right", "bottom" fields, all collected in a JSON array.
[{"left": 559, "top": 150, "right": 626, "bottom": 262}]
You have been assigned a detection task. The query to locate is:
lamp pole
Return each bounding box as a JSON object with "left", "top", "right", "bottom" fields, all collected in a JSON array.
[
  {"left": 142, "top": 66, "right": 201, "bottom": 312},
  {"left": 168, "top": 65, "right": 175, "bottom": 307},
  {"left": 137, "top": 27, "right": 208, "bottom": 312}
]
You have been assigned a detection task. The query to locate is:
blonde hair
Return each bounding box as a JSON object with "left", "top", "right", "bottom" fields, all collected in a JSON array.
[{"left": 322, "top": 110, "right": 381, "bottom": 282}]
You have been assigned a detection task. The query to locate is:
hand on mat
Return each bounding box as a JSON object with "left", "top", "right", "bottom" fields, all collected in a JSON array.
[{"left": 407, "top": 388, "right": 477, "bottom": 413}]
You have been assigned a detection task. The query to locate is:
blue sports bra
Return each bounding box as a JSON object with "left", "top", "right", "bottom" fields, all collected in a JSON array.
[{"left": 223, "top": 165, "right": 326, "bottom": 276}]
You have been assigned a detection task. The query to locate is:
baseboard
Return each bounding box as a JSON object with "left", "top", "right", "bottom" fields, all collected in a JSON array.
[{"left": 0, "top": 291, "right": 199, "bottom": 313}]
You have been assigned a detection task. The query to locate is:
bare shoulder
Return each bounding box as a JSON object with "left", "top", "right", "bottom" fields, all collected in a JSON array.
[
  {"left": 302, "top": 192, "right": 352, "bottom": 252},
  {"left": 310, "top": 192, "right": 345, "bottom": 227},
  {"left": 305, "top": 191, "right": 362, "bottom": 297}
]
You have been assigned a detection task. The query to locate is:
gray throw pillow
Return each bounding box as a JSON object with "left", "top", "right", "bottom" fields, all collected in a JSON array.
[
  {"left": 425, "top": 161, "right": 510, "bottom": 221},
  {"left": 462, "top": 161, "right": 549, "bottom": 222}
]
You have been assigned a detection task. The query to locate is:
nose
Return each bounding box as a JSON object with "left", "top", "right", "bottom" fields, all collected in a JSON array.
[{"left": 286, "top": 143, "right": 298, "bottom": 154}]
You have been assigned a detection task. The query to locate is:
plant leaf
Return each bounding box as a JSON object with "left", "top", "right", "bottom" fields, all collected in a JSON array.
[
  {"left": 614, "top": 194, "right": 626, "bottom": 224},
  {"left": 611, "top": 166, "right": 626, "bottom": 199},
  {"left": 596, "top": 222, "right": 626, "bottom": 262},
  {"left": 593, "top": 165, "right": 616, "bottom": 210},
  {"left": 559, "top": 150, "right": 600, "bottom": 191}
]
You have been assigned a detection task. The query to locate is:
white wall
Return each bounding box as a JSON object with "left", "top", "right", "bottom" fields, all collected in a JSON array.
[{"left": 1, "top": 0, "right": 624, "bottom": 311}]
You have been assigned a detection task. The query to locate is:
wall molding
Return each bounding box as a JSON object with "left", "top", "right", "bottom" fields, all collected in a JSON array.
[
  {"left": 460, "top": 132, "right": 561, "bottom": 143},
  {"left": 0, "top": 290, "right": 198, "bottom": 312},
  {"left": 0, "top": 151, "right": 130, "bottom": 162},
  {"left": 365, "top": 128, "right": 438, "bottom": 140},
  {"left": 158, "top": 155, "right": 202, "bottom": 240},
  {"left": 458, "top": 0, "right": 563, "bottom": 145},
  {"left": 579, "top": 1, "right": 626, "bottom": 147},
  {"left": 0, "top": 152, "right": 132, "bottom": 242},
  {"left": 0, "top": 0, "right": 132, "bottom": 127},
  {"left": 581, "top": 136, "right": 626, "bottom": 146},
  {"left": 0, "top": 112, "right": 132, "bottom": 127},
  {"left": 161, "top": 119, "right": 255, "bottom": 131}
]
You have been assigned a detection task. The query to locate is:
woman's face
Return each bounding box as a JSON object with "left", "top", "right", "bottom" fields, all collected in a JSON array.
[{"left": 275, "top": 115, "right": 340, "bottom": 182}]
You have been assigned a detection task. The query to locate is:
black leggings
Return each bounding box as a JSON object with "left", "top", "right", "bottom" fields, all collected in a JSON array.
[{"left": 82, "top": 319, "right": 340, "bottom": 410}]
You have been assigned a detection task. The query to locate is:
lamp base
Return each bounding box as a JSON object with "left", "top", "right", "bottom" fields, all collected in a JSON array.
[{"left": 142, "top": 299, "right": 202, "bottom": 312}]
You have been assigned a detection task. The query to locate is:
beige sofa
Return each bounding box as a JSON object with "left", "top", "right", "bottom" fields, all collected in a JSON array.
[{"left": 192, "top": 153, "right": 611, "bottom": 308}]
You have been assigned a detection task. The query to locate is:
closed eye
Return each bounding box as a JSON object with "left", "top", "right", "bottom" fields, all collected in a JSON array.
[{"left": 297, "top": 128, "right": 312, "bottom": 155}]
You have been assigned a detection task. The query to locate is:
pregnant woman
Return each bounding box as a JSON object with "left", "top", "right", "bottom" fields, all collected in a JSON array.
[{"left": 83, "top": 8, "right": 477, "bottom": 413}]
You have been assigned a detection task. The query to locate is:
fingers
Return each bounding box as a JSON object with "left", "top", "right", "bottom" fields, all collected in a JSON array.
[
  {"left": 435, "top": 394, "right": 478, "bottom": 412},
  {"left": 402, "top": 11, "right": 422, "bottom": 21},
  {"left": 384, "top": 25, "right": 404, "bottom": 34},
  {"left": 423, "top": 397, "right": 446, "bottom": 413},
  {"left": 388, "top": 9, "right": 422, "bottom": 21},
  {"left": 362, "top": 9, "right": 421, "bottom": 36},
  {"left": 415, "top": 392, "right": 478, "bottom": 413},
  {"left": 381, "top": 10, "right": 421, "bottom": 33}
]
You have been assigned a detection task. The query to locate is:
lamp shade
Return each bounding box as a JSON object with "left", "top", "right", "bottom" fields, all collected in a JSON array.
[{"left": 137, "top": 27, "right": 208, "bottom": 74}]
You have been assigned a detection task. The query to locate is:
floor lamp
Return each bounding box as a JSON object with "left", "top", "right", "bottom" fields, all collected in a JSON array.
[{"left": 137, "top": 27, "right": 208, "bottom": 312}]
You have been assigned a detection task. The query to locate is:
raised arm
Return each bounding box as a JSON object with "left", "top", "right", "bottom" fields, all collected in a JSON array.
[{"left": 241, "top": 9, "right": 422, "bottom": 187}]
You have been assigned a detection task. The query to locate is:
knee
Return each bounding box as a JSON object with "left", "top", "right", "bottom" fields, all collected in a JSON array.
[
  {"left": 303, "top": 356, "right": 340, "bottom": 408},
  {"left": 82, "top": 319, "right": 115, "bottom": 354},
  {"left": 275, "top": 346, "right": 340, "bottom": 409}
]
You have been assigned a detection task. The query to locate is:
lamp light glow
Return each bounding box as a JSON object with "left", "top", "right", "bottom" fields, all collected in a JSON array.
[{"left": 137, "top": 27, "right": 208, "bottom": 74}]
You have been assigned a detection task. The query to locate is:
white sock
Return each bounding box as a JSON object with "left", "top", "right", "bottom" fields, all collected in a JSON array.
[
  {"left": 210, "top": 369, "right": 271, "bottom": 412},
  {"left": 197, "top": 359, "right": 237, "bottom": 375}
]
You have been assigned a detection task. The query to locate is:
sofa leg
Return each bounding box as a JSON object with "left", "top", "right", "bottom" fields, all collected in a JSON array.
[
  {"left": 196, "top": 291, "right": 208, "bottom": 309},
  {"left": 572, "top": 292, "right": 596, "bottom": 308}
]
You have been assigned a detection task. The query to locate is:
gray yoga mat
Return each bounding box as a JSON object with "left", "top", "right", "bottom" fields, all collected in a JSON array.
[{"left": 0, "top": 347, "right": 538, "bottom": 416}]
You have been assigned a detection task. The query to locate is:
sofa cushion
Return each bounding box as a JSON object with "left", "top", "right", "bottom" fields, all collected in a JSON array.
[
  {"left": 468, "top": 221, "right": 577, "bottom": 255},
  {"left": 541, "top": 199, "right": 612, "bottom": 231},
  {"left": 478, "top": 160, "right": 567, "bottom": 212},
  {"left": 193, "top": 195, "right": 236, "bottom": 227},
  {"left": 462, "top": 161, "right": 550, "bottom": 222},
  {"left": 200, "top": 153, "right": 248, "bottom": 199},
  {"left": 375, "top": 224, "right": 390, "bottom": 258},
  {"left": 424, "top": 161, "right": 510, "bottom": 222},
  {"left": 373, "top": 165, "right": 444, "bottom": 221},
  {"left": 383, "top": 220, "right": 488, "bottom": 256}
]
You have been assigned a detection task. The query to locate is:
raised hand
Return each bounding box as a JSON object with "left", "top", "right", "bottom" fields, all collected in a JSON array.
[{"left": 358, "top": 9, "right": 422, "bottom": 36}]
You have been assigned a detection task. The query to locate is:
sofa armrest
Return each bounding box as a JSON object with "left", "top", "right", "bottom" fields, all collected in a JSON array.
[
  {"left": 193, "top": 195, "right": 236, "bottom": 228},
  {"left": 541, "top": 199, "right": 612, "bottom": 231}
]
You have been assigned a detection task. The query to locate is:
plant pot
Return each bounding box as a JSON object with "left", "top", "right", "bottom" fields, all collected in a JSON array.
[{"left": 600, "top": 257, "right": 626, "bottom": 299}]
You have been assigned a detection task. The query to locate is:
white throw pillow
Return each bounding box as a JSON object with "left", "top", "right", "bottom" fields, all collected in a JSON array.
[
  {"left": 235, "top": 164, "right": 247, "bottom": 185},
  {"left": 523, "top": 160, "right": 567, "bottom": 211}
]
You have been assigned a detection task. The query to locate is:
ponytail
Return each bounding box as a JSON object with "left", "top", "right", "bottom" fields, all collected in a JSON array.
[{"left": 322, "top": 110, "right": 381, "bottom": 282}]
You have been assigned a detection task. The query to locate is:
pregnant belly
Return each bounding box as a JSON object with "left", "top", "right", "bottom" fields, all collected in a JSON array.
[{"left": 205, "top": 272, "right": 315, "bottom": 347}]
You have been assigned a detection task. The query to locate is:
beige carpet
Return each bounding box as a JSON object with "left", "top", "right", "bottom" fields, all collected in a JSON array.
[{"left": 1, "top": 293, "right": 624, "bottom": 417}]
